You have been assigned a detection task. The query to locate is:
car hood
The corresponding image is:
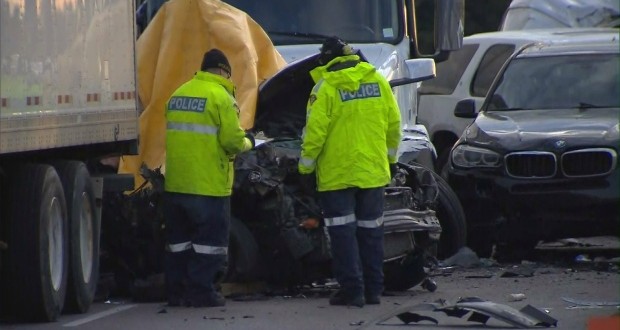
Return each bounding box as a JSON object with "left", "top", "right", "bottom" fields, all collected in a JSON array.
[
  {"left": 252, "top": 44, "right": 401, "bottom": 138},
  {"left": 465, "top": 108, "right": 620, "bottom": 153}
]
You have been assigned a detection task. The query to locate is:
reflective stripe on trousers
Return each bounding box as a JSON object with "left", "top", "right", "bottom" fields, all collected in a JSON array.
[
  {"left": 166, "top": 242, "right": 227, "bottom": 255},
  {"left": 192, "top": 244, "right": 228, "bottom": 255},
  {"left": 324, "top": 214, "right": 384, "bottom": 228},
  {"left": 167, "top": 241, "right": 192, "bottom": 252}
]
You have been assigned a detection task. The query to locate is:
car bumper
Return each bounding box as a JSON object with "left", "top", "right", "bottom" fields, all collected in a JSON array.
[{"left": 448, "top": 166, "right": 620, "bottom": 239}]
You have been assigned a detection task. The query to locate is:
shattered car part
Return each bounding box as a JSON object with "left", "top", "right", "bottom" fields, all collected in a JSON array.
[
  {"left": 230, "top": 138, "right": 442, "bottom": 290},
  {"left": 252, "top": 51, "right": 467, "bottom": 259},
  {"left": 562, "top": 297, "right": 620, "bottom": 307},
  {"left": 379, "top": 297, "right": 558, "bottom": 328}
]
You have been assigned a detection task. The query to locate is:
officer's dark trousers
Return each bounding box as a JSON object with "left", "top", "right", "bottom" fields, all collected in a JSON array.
[
  {"left": 319, "top": 187, "right": 385, "bottom": 298},
  {"left": 163, "top": 192, "right": 230, "bottom": 302}
]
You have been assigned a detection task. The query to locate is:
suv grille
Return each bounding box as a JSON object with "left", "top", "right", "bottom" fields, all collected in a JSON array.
[
  {"left": 505, "top": 152, "right": 556, "bottom": 178},
  {"left": 562, "top": 148, "right": 617, "bottom": 177},
  {"left": 505, "top": 149, "right": 617, "bottom": 178}
]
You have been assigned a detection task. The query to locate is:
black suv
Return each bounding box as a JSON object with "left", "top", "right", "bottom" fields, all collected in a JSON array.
[{"left": 447, "top": 32, "right": 620, "bottom": 258}]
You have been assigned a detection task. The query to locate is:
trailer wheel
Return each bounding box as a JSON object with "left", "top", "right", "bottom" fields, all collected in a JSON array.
[
  {"left": 432, "top": 171, "right": 467, "bottom": 259},
  {"left": 52, "top": 161, "right": 99, "bottom": 314},
  {"left": 6, "top": 164, "right": 68, "bottom": 321}
]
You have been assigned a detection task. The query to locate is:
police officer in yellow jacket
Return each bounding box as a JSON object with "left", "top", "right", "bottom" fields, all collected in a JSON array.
[
  {"left": 299, "top": 37, "right": 402, "bottom": 307},
  {"left": 164, "top": 49, "right": 254, "bottom": 307}
]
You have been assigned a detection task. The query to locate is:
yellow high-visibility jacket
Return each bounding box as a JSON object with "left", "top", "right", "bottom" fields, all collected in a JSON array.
[
  {"left": 298, "top": 55, "right": 402, "bottom": 192},
  {"left": 165, "top": 71, "right": 252, "bottom": 196}
]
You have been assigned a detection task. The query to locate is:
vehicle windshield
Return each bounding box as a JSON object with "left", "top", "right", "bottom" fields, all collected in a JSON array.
[
  {"left": 223, "top": 0, "right": 403, "bottom": 45},
  {"left": 487, "top": 53, "right": 620, "bottom": 111}
]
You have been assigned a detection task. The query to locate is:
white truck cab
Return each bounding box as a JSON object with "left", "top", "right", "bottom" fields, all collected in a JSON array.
[{"left": 224, "top": 0, "right": 464, "bottom": 169}]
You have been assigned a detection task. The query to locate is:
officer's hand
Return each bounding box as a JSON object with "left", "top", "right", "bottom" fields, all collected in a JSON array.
[
  {"left": 299, "top": 173, "right": 316, "bottom": 195},
  {"left": 389, "top": 163, "right": 398, "bottom": 179},
  {"left": 245, "top": 132, "right": 256, "bottom": 149}
]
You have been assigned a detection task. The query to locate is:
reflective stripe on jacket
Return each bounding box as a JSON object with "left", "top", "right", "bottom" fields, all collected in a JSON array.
[
  {"left": 165, "top": 71, "right": 252, "bottom": 196},
  {"left": 299, "top": 55, "right": 402, "bottom": 191}
]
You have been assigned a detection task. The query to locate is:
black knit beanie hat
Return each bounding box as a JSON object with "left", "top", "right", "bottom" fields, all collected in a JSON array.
[{"left": 201, "top": 49, "right": 231, "bottom": 76}]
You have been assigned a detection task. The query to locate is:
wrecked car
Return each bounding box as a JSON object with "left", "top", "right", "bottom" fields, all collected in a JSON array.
[
  {"left": 99, "top": 57, "right": 467, "bottom": 299},
  {"left": 221, "top": 52, "right": 467, "bottom": 291},
  {"left": 448, "top": 31, "right": 620, "bottom": 260},
  {"left": 101, "top": 53, "right": 468, "bottom": 296}
]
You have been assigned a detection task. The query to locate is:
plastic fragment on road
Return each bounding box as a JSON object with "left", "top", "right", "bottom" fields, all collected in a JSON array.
[
  {"left": 378, "top": 296, "right": 558, "bottom": 328},
  {"left": 501, "top": 266, "right": 535, "bottom": 278},
  {"left": 562, "top": 297, "right": 620, "bottom": 307},
  {"left": 508, "top": 293, "right": 527, "bottom": 302},
  {"left": 440, "top": 247, "right": 481, "bottom": 268}
]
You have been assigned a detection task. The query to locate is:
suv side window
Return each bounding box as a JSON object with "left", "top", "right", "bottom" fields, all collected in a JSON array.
[
  {"left": 470, "top": 44, "right": 515, "bottom": 97},
  {"left": 418, "top": 44, "right": 478, "bottom": 95}
]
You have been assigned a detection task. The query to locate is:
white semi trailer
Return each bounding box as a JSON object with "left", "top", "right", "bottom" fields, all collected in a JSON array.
[{"left": 0, "top": 0, "right": 139, "bottom": 322}]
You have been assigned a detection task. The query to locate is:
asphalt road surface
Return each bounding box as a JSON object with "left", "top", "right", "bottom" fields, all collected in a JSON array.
[{"left": 3, "top": 237, "right": 619, "bottom": 330}]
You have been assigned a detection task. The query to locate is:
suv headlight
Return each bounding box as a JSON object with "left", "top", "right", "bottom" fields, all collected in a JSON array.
[{"left": 452, "top": 145, "right": 501, "bottom": 168}]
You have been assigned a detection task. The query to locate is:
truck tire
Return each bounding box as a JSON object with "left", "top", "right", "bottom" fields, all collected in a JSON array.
[
  {"left": 5, "top": 164, "right": 68, "bottom": 321},
  {"left": 52, "top": 161, "right": 99, "bottom": 314},
  {"left": 432, "top": 171, "right": 467, "bottom": 259}
]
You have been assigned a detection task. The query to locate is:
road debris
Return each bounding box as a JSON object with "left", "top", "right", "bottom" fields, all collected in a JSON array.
[
  {"left": 562, "top": 297, "right": 620, "bottom": 307},
  {"left": 501, "top": 266, "right": 535, "bottom": 278},
  {"left": 508, "top": 293, "right": 527, "bottom": 302},
  {"left": 440, "top": 247, "right": 481, "bottom": 268},
  {"left": 377, "top": 296, "right": 558, "bottom": 328}
]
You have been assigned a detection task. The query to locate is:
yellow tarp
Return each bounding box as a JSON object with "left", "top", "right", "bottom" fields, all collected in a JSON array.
[{"left": 119, "top": 0, "right": 286, "bottom": 187}]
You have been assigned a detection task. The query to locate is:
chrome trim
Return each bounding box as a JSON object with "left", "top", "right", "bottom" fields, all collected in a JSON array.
[
  {"left": 561, "top": 148, "right": 617, "bottom": 178},
  {"left": 504, "top": 151, "right": 557, "bottom": 179}
]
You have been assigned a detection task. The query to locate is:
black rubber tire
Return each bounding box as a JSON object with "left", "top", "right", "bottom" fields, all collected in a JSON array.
[
  {"left": 5, "top": 164, "right": 69, "bottom": 321},
  {"left": 432, "top": 171, "right": 467, "bottom": 259},
  {"left": 435, "top": 148, "right": 451, "bottom": 180},
  {"left": 52, "top": 161, "right": 99, "bottom": 314},
  {"left": 494, "top": 239, "right": 539, "bottom": 263},
  {"left": 219, "top": 216, "right": 258, "bottom": 283},
  {"left": 467, "top": 229, "right": 494, "bottom": 258},
  {"left": 383, "top": 252, "right": 427, "bottom": 291}
]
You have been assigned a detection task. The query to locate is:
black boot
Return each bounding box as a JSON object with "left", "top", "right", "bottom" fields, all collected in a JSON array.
[{"left": 329, "top": 289, "right": 364, "bottom": 307}]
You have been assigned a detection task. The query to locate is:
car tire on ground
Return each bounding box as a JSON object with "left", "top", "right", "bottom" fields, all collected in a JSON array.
[
  {"left": 218, "top": 216, "right": 258, "bottom": 283},
  {"left": 494, "top": 239, "right": 539, "bottom": 263},
  {"left": 4, "top": 164, "right": 69, "bottom": 321},
  {"left": 383, "top": 251, "right": 427, "bottom": 291},
  {"left": 435, "top": 148, "right": 452, "bottom": 180},
  {"left": 51, "top": 161, "right": 99, "bottom": 314},
  {"left": 467, "top": 227, "right": 495, "bottom": 258},
  {"left": 432, "top": 171, "right": 467, "bottom": 259}
]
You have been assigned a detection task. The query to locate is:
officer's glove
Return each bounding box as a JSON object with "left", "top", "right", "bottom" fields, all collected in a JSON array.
[
  {"left": 389, "top": 163, "right": 398, "bottom": 179},
  {"left": 298, "top": 173, "right": 316, "bottom": 196},
  {"left": 245, "top": 132, "right": 256, "bottom": 149}
]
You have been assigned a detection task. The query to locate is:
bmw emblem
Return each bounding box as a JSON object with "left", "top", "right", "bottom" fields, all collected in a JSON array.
[{"left": 554, "top": 140, "right": 566, "bottom": 149}]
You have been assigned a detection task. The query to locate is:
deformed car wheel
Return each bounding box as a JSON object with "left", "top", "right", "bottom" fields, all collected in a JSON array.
[
  {"left": 383, "top": 251, "right": 427, "bottom": 291},
  {"left": 217, "top": 217, "right": 258, "bottom": 283},
  {"left": 431, "top": 171, "right": 467, "bottom": 259}
]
